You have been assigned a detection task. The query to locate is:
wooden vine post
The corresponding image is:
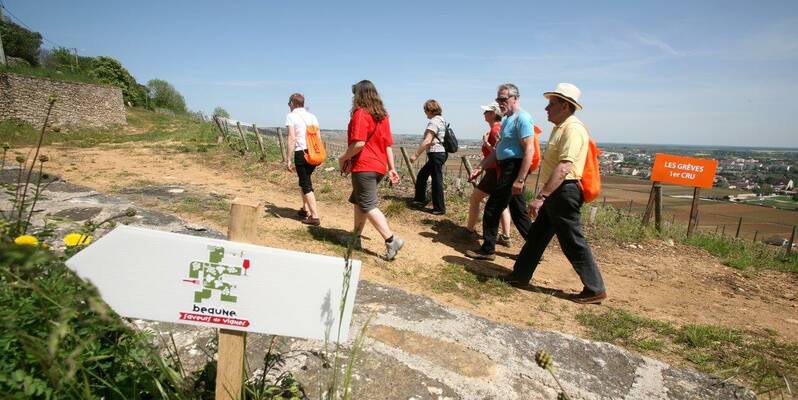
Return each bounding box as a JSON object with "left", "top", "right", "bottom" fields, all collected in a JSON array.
[
  {"left": 252, "top": 123, "right": 265, "bottom": 156},
  {"left": 400, "top": 147, "right": 416, "bottom": 185},
  {"left": 235, "top": 122, "right": 250, "bottom": 151}
]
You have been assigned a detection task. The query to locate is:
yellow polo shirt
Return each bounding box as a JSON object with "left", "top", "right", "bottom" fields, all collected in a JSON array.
[{"left": 539, "top": 115, "right": 589, "bottom": 182}]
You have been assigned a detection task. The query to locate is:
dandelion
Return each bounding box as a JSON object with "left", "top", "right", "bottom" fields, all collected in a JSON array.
[
  {"left": 64, "top": 233, "right": 92, "bottom": 247},
  {"left": 14, "top": 235, "right": 39, "bottom": 246},
  {"left": 15, "top": 154, "right": 26, "bottom": 164},
  {"left": 38, "top": 155, "right": 49, "bottom": 163}
]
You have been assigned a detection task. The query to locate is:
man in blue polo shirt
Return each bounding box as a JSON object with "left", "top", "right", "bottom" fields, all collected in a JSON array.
[{"left": 466, "top": 83, "right": 535, "bottom": 260}]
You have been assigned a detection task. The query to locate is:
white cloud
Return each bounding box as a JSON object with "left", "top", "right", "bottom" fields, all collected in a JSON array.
[{"left": 633, "top": 32, "right": 680, "bottom": 56}]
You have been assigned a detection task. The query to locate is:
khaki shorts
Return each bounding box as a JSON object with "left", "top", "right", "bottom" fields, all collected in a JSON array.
[{"left": 348, "top": 172, "right": 384, "bottom": 212}]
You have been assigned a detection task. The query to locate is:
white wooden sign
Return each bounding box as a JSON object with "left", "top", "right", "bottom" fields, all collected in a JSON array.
[{"left": 66, "top": 225, "right": 361, "bottom": 342}]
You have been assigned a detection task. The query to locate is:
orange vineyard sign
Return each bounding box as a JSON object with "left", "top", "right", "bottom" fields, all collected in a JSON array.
[{"left": 651, "top": 153, "right": 718, "bottom": 189}]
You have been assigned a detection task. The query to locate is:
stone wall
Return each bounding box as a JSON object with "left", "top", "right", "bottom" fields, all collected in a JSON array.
[{"left": 0, "top": 72, "right": 126, "bottom": 129}]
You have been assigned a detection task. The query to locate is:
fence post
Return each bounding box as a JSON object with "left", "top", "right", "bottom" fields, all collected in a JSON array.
[
  {"left": 216, "top": 198, "right": 262, "bottom": 400},
  {"left": 602, "top": 196, "right": 607, "bottom": 208},
  {"left": 642, "top": 181, "right": 658, "bottom": 226},
  {"left": 399, "top": 147, "right": 416, "bottom": 185},
  {"left": 654, "top": 183, "right": 662, "bottom": 232},
  {"left": 252, "top": 124, "right": 265, "bottom": 156},
  {"left": 213, "top": 116, "right": 225, "bottom": 144},
  {"left": 721, "top": 224, "right": 726, "bottom": 236},
  {"left": 276, "top": 127, "right": 286, "bottom": 163},
  {"left": 735, "top": 217, "right": 743, "bottom": 238},
  {"left": 787, "top": 225, "right": 796, "bottom": 256},
  {"left": 628, "top": 200, "right": 634, "bottom": 214},
  {"left": 687, "top": 187, "right": 701, "bottom": 238},
  {"left": 753, "top": 230, "right": 758, "bottom": 242},
  {"left": 235, "top": 122, "right": 250, "bottom": 152},
  {"left": 588, "top": 206, "right": 598, "bottom": 224},
  {"left": 715, "top": 225, "right": 719, "bottom": 234},
  {"left": 461, "top": 156, "right": 476, "bottom": 188}
]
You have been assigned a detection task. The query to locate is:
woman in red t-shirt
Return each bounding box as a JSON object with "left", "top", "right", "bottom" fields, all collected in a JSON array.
[
  {"left": 466, "top": 102, "right": 512, "bottom": 246},
  {"left": 338, "top": 80, "right": 404, "bottom": 261}
]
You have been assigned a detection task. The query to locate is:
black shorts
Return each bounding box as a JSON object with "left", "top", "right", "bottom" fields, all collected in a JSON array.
[
  {"left": 294, "top": 150, "right": 316, "bottom": 194},
  {"left": 476, "top": 168, "right": 499, "bottom": 193}
]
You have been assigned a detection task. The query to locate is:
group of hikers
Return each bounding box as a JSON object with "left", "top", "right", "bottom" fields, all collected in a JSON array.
[{"left": 283, "top": 80, "right": 607, "bottom": 304}]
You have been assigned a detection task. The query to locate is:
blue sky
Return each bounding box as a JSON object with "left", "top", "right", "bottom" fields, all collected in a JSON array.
[{"left": 4, "top": 0, "right": 798, "bottom": 147}]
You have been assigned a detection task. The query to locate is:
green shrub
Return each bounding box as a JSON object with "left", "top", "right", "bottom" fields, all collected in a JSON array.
[
  {"left": 0, "top": 243, "right": 188, "bottom": 399},
  {"left": 0, "top": 20, "right": 42, "bottom": 65}
]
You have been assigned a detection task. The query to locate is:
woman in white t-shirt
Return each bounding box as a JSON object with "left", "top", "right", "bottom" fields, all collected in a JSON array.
[
  {"left": 285, "top": 93, "right": 321, "bottom": 225},
  {"left": 410, "top": 99, "right": 448, "bottom": 215}
]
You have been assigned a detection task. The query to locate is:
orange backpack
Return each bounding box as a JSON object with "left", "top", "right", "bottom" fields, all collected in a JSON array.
[
  {"left": 579, "top": 137, "right": 602, "bottom": 203},
  {"left": 529, "top": 125, "right": 543, "bottom": 173},
  {"left": 514, "top": 116, "right": 543, "bottom": 173},
  {"left": 302, "top": 117, "right": 326, "bottom": 166}
]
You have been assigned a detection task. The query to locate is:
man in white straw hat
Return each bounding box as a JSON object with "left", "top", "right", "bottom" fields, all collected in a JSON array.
[{"left": 502, "top": 83, "right": 607, "bottom": 304}]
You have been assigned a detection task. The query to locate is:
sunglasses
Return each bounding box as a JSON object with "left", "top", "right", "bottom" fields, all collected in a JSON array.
[{"left": 495, "top": 96, "right": 515, "bottom": 103}]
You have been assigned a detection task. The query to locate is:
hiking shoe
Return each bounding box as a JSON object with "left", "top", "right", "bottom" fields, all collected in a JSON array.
[
  {"left": 431, "top": 209, "right": 446, "bottom": 216},
  {"left": 385, "top": 236, "right": 404, "bottom": 261},
  {"left": 497, "top": 234, "right": 512, "bottom": 247},
  {"left": 464, "top": 249, "right": 496, "bottom": 261},
  {"left": 568, "top": 290, "right": 607, "bottom": 305},
  {"left": 301, "top": 217, "right": 320, "bottom": 226},
  {"left": 411, "top": 200, "right": 427, "bottom": 209}
]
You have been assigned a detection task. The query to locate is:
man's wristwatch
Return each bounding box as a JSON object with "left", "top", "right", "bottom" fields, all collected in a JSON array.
[{"left": 536, "top": 193, "right": 548, "bottom": 201}]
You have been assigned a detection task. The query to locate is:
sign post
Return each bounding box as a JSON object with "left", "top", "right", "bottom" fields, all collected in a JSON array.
[
  {"left": 650, "top": 153, "right": 718, "bottom": 238},
  {"left": 66, "top": 203, "right": 361, "bottom": 400},
  {"left": 216, "top": 198, "right": 261, "bottom": 400}
]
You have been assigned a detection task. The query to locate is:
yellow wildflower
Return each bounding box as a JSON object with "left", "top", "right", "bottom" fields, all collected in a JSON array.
[
  {"left": 14, "top": 235, "right": 39, "bottom": 246},
  {"left": 64, "top": 233, "right": 92, "bottom": 247}
]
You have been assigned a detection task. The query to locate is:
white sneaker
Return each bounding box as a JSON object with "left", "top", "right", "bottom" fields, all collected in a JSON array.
[{"left": 385, "top": 236, "right": 404, "bottom": 261}]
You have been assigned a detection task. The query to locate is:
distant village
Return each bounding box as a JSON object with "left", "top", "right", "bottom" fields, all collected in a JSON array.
[
  {"left": 597, "top": 145, "right": 798, "bottom": 207},
  {"left": 451, "top": 139, "right": 798, "bottom": 209}
]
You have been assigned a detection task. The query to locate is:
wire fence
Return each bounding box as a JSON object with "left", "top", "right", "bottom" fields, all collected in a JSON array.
[{"left": 212, "top": 115, "right": 797, "bottom": 253}]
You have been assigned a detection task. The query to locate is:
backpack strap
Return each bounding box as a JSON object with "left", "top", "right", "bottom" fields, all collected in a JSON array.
[{"left": 430, "top": 116, "right": 445, "bottom": 145}]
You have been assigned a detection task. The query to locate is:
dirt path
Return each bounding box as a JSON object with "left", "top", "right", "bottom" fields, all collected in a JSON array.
[{"left": 45, "top": 143, "right": 798, "bottom": 348}]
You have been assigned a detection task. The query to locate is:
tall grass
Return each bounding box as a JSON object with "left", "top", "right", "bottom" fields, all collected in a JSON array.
[{"left": 582, "top": 204, "right": 797, "bottom": 273}]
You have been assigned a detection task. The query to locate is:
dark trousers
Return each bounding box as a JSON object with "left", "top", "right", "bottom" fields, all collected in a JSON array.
[
  {"left": 480, "top": 158, "right": 532, "bottom": 253},
  {"left": 511, "top": 181, "right": 606, "bottom": 295},
  {"left": 414, "top": 152, "right": 448, "bottom": 212}
]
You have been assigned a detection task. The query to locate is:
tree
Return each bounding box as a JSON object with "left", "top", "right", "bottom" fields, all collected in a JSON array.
[
  {"left": 212, "top": 107, "right": 230, "bottom": 119},
  {"left": 146, "top": 79, "right": 187, "bottom": 113},
  {"left": 0, "top": 20, "right": 42, "bottom": 65},
  {"left": 89, "top": 57, "right": 148, "bottom": 106}
]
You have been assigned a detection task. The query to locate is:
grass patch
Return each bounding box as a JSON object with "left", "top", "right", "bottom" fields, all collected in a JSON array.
[
  {"left": 577, "top": 308, "right": 798, "bottom": 393},
  {"left": 383, "top": 199, "right": 407, "bottom": 218},
  {"left": 430, "top": 263, "right": 514, "bottom": 304},
  {"left": 0, "top": 108, "right": 217, "bottom": 148},
  {"left": 1, "top": 64, "right": 101, "bottom": 85},
  {"left": 583, "top": 204, "right": 657, "bottom": 244},
  {"left": 582, "top": 204, "right": 797, "bottom": 272},
  {"left": 685, "top": 232, "right": 797, "bottom": 273}
]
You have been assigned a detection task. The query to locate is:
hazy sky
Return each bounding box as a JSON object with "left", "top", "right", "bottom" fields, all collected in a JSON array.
[{"left": 4, "top": 0, "right": 798, "bottom": 147}]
